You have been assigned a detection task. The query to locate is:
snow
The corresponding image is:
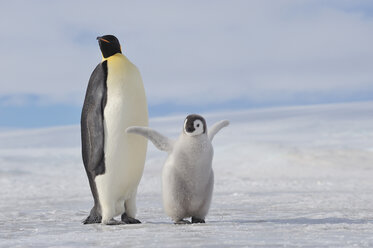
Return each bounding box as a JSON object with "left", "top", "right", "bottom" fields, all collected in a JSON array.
[{"left": 1, "top": 101, "right": 373, "bottom": 247}]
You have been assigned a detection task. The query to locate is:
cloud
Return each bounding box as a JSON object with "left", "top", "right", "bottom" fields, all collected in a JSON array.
[{"left": 0, "top": 0, "right": 373, "bottom": 109}]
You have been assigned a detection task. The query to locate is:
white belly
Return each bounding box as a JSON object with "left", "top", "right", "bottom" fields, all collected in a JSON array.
[{"left": 94, "top": 53, "right": 148, "bottom": 220}]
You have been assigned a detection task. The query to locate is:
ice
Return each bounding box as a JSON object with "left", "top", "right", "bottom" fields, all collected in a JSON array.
[{"left": 1, "top": 102, "right": 373, "bottom": 247}]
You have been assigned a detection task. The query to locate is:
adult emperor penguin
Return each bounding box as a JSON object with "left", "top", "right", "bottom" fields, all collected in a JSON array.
[
  {"left": 81, "top": 35, "right": 148, "bottom": 225},
  {"left": 126, "top": 114, "right": 229, "bottom": 224}
]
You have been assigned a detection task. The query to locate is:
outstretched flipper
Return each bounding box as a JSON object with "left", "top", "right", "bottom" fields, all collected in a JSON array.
[
  {"left": 208, "top": 120, "right": 229, "bottom": 141},
  {"left": 126, "top": 126, "right": 174, "bottom": 153}
]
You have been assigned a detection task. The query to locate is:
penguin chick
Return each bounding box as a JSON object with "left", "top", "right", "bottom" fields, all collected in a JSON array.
[{"left": 126, "top": 114, "right": 229, "bottom": 224}]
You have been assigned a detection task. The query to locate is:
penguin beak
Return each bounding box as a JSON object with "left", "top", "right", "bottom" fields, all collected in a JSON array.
[{"left": 97, "top": 37, "right": 110, "bottom": 43}]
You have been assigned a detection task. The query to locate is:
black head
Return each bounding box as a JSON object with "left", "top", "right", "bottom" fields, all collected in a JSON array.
[
  {"left": 97, "top": 35, "right": 122, "bottom": 58},
  {"left": 183, "top": 114, "right": 207, "bottom": 136}
]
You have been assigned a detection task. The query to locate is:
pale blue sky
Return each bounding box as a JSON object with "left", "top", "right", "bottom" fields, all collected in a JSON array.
[{"left": 1, "top": 0, "right": 373, "bottom": 128}]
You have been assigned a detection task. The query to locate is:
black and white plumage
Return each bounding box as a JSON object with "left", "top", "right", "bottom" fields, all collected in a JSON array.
[
  {"left": 126, "top": 114, "right": 229, "bottom": 224},
  {"left": 81, "top": 35, "right": 148, "bottom": 225}
]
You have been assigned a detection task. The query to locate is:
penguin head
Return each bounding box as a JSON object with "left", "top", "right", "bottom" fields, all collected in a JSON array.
[
  {"left": 183, "top": 114, "right": 207, "bottom": 137},
  {"left": 97, "top": 35, "right": 122, "bottom": 58}
]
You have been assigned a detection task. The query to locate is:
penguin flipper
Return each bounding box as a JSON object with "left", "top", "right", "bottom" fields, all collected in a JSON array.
[
  {"left": 208, "top": 120, "right": 230, "bottom": 141},
  {"left": 126, "top": 126, "right": 173, "bottom": 152},
  {"left": 81, "top": 62, "right": 108, "bottom": 176},
  {"left": 81, "top": 62, "right": 108, "bottom": 219}
]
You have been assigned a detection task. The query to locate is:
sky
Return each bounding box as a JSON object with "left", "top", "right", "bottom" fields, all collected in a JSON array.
[{"left": 0, "top": 0, "right": 373, "bottom": 128}]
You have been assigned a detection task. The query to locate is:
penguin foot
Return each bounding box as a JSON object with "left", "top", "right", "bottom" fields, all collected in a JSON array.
[
  {"left": 174, "top": 219, "right": 191, "bottom": 224},
  {"left": 191, "top": 217, "right": 205, "bottom": 224},
  {"left": 121, "top": 213, "right": 141, "bottom": 224},
  {"left": 82, "top": 214, "right": 102, "bottom": 224}
]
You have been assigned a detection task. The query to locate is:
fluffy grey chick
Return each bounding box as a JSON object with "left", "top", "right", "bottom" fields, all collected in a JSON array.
[{"left": 126, "top": 114, "right": 229, "bottom": 224}]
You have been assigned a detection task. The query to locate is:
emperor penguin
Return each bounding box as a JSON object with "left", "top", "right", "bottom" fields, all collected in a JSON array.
[
  {"left": 81, "top": 35, "right": 148, "bottom": 225},
  {"left": 126, "top": 114, "right": 229, "bottom": 224}
]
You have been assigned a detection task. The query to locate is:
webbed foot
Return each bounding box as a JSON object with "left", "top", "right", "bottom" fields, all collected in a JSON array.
[
  {"left": 121, "top": 213, "right": 141, "bottom": 224},
  {"left": 191, "top": 217, "right": 205, "bottom": 223},
  {"left": 83, "top": 214, "right": 102, "bottom": 224}
]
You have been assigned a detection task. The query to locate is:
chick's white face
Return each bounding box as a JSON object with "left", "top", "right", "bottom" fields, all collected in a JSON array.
[{"left": 184, "top": 116, "right": 205, "bottom": 137}]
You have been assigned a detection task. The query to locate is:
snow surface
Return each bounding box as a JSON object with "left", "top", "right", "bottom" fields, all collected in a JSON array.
[{"left": 0, "top": 102, "right": 373, "bottom": 247}]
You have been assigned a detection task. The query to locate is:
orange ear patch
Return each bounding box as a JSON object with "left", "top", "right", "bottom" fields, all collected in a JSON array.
[{"left": 100, "top": 38, "right": 110, "bottom": 43}]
